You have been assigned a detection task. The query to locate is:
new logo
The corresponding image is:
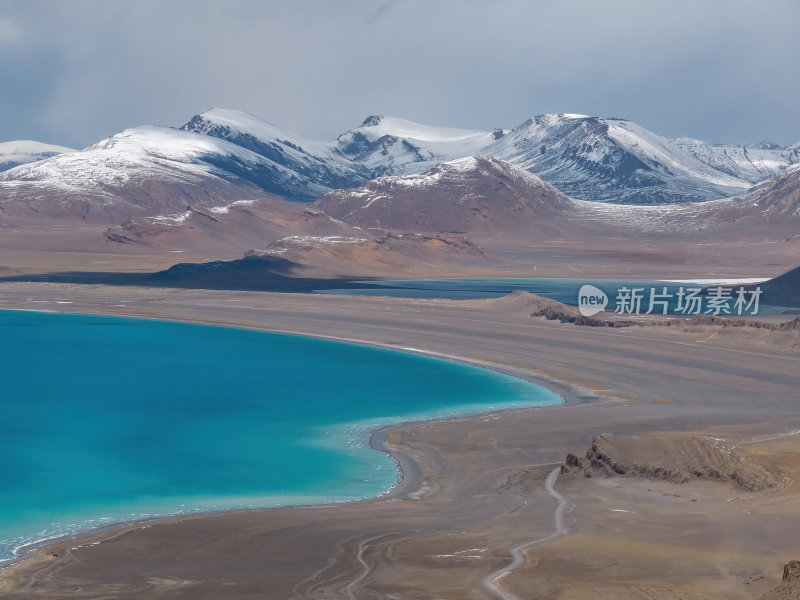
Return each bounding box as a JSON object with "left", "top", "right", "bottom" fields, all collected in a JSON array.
[{"left": 577, "top": 284, "right": 608, "bottom": 316}]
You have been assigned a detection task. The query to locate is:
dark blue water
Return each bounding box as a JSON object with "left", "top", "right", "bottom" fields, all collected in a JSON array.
[
  {"left": 0, "top": 310, "right": 560, "bottom": 562},
  {"left": 317, "top": 278, "right": 783, "bottom": 315}
]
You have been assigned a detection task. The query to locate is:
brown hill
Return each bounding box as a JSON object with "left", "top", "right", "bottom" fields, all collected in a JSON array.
[
  {"left": 102, "top": 196, "right": 363, "bottom": 256},
  {"left": 312, "top": 156, "right": 579, "bottom": 236},
  {"left": 248, "top": 232, "right": 499, "bottom": 278},
  {"left": 314, "top": 156, "right": 800, "bottom": 245},
  {"left": 681, "top": 167, "right": 800, "bottom": 238},
  {"left": 735, "top": 168, "right": 800, "bottom": 219}
]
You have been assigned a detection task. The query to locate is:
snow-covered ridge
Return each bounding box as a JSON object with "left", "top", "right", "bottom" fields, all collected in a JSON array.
[
  {"left": 3, "top": 108, "right": 800, "bottom": 219},
  {"left": 0, "top": 140, "right": 77, "bottom": 172},
  {"left": 0, "top": 125, "right": 332, "bottom": 204},
  {"left": 0, "top": 140, "right": 76, "bottom": 155},
  {"left": 341, "top": 155, "right": 570, "bottom": 202},
  {"left": 673, "top": 137, "right": 800, "bottom": 183},
  {"left": 354, "top": 115, "right": 494, "bottom": 143},
  {"left": 182, "top": 108, "right": 335, "bottom": 157},
  {"left": 2, "top": 126, "right": 274, "bottom": 191},
  {"left": 181, "top": 108, "right": 369, "bottom": 193},
  {"left": 332, "top": 115, "right": 502, "bottom": 177},
  {"left": 378, "top": 156, "right": 482, "bottom": 188}
]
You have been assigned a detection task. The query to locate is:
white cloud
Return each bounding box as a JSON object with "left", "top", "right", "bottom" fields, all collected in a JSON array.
[{"left": 1, "top": 0, "right": 800, "bottom": 148}]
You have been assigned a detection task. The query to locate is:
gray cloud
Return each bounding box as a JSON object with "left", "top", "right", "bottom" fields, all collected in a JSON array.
[{"left": 1, "top": 0, "right": 799, "bottom": 148}]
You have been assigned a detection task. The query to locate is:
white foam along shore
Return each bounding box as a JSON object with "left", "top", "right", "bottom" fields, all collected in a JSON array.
[
  {"left": 658, "top": 278, "right": 768, "bottom": 285},
  {"left": 0, "top": 310, "right": 564, "bottom": 570},
  {"left": 1, "top": 390, "right": 561, "bottom": 570}
]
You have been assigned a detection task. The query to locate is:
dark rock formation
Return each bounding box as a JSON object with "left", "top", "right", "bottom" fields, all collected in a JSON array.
[
  {"left": 758, "top": 561, "right": 800, "bottom": 600},
  {"left": 562, "top": 433, "right": 779, "bottom": 492}
]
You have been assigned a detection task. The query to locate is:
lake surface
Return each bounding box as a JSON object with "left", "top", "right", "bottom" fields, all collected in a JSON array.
[
  {"left": 0, "top": 311, "right": 560, "bottom": 562},
  {"left": 317, "top": 277, "right": 785, "bottom": 314}
]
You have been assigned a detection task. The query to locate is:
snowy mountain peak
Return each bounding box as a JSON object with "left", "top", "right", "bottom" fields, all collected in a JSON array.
[
  {"left": 0, "top": 140, "right": 77, "bottom": 172},
  {"left": 85, "top": 125, "right": 235, "bottom": 156},
  {"left": 351, "top": 115, "right": 492, "bottom": 143},
  {"left": 190, "top": 107, "right": 278, "bottom": 129},
  {"left": 3, "top": 108, "right": 800, "bottom": 225},
  {"left": 177, "top": 108, "right": 369, "bottom": 194},
  {"left": 333, "top": 115, "right": 501, "bottom": 177},
  {"left": 180, "top": 107, "right": 331, "bottom": 155},
  {"left": 0, "top": 140, "right": 77, "bottom": 155},
  {"left": 360, "top": 115, "right": 383, "bottom": 127},
  {"left": 482, "top": 113, "right": 800, "bottom": 203},
  {"left": 556, "top": 113, "right": 592, "bottom": 120}
]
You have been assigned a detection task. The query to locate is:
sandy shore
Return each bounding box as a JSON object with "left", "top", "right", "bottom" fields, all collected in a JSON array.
[{"left": 1, "top": 282, "right": 799, "bottom": 599}]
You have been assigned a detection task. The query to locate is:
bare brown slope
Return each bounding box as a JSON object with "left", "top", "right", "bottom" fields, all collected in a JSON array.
[
  {"left": 684, "top": 167, "right": 800, "bottom": 238},
  {"left": 148, "top": 232, "right": 500, "bottom": 286},
  {"left": 312, "top": 156, "right": 579, "bottom": 236},
  {"left": 733, "top": 167, "right": 800, "bottom": 219},
  {"left": 102, "top": 197, "right": 364, "bottom": 255},
  {"left": 0, "top": 165, "right": 269, "bottom": 226},
  {"left": 253, "top": 232, "right": 498, "bottom": 276}
]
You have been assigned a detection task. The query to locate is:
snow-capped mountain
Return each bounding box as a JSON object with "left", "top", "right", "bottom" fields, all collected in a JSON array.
[
  {"left": 328, "top": 112, "right": 800, "bottom": 205},
  {"left": 2, "top": 108, "right": 799, "bottom": 226},
  {"left": 315, "top": 155, "right": 800, "bottom": 241},
  {"left": 674, "top": 138, "right": 800, "bottom": 183},
  {"left": 333, "top": 115, "right": 503, "bottom": 177},
  {"left": 179, "top": 110, "right": 800, "bottom": 205},
  {"left": 179, "top": 108, "right": 369, "bottom": 194},
  {"left": 0, "top": 140, "right": 76, "bottom": 172},
  {"left": 180, "top": 109, "right": 503, "bottom": 185},
  {"left": 482, "top": 114, "right": 799, "bottom": 204},
  {"left": 0, "top": 126, "right": 324, "bottom": 222}
]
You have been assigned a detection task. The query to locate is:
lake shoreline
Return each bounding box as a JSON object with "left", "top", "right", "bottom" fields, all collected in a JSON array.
[
  {"left": 1, "top": 283, "right": 797, "bottom": 598},
  {"left": 0, "top": 306, "right": 567, "bottom": 582}
]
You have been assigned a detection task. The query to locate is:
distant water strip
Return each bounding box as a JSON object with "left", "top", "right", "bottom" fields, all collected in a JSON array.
[{"left": 316, "top": 277, "right": 789, "bottom": 314}]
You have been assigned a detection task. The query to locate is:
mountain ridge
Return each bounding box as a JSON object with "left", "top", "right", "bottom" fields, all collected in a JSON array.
[
  {"left": 0, "top": 140, "right": 77, "bottom": 172},
  {"left": 2, "top": 108, "right": 800, "bottom": 226}
]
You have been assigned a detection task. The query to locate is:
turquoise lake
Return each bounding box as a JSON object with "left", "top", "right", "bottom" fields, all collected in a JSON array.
[{"left": 0, "top": 310, "right": 560, "bottom": 562}]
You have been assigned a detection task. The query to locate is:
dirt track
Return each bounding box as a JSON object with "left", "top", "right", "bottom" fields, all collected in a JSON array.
[{"left": 0, "top": 283, "right": 798, "bottom": 598}]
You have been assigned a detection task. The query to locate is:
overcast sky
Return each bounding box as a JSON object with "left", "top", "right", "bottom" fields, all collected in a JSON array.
[{"left": 2, "top": 0, "right": 799, "bottom": 149}]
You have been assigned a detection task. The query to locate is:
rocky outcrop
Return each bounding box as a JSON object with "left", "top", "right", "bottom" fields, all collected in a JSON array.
[
  {"left": 758, "top": 561, "right": 800, "bottom": 600},
  {"left": 783, "top": 562, "right": 800, "bottom": 582},
  {"left": 562, "top": 433, "right": 779, "bottom": 492}
]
